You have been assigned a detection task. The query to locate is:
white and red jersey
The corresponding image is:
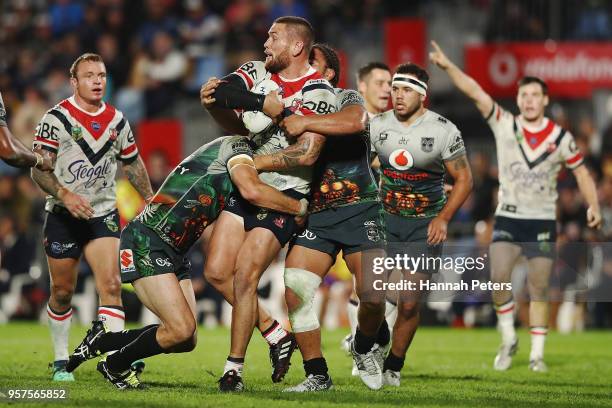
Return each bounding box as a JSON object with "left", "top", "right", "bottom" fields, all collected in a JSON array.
[
  {"left": 33, "top": 96, "right": 139, "bottom": 217},
  {"left": 487, "top": 102, "right": 583, "bottom": 220},
  {"left": 231, "top": 60, "right": 337, "bottom": 194}
]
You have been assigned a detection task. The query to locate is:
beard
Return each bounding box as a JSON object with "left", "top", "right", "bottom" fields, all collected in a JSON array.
[{"left": 265, "top": 49, "right": 290, "bottom": 73}]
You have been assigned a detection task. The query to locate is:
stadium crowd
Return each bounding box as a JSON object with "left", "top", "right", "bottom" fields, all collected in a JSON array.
[{"left": 0, "top": 0, "right": 611, "bottom": 329}]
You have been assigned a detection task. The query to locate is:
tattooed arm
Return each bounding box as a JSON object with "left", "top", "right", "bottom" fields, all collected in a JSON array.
[
  {"left": 121, "top": 155, "right": 154, "bottom": 202},
  {"left": 253, "top": 132, "right": 326, "bottom": 171},
  {"left": 427, "top": 153, "right": 473, "bottom": 245},
  {"left": 31, "top": 147, "right": 94, "bottom": 219}
]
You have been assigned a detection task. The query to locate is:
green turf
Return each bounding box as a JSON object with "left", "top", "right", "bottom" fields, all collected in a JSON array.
[{"left": 0, "top": 323, "right": 611, "bottom": 407}]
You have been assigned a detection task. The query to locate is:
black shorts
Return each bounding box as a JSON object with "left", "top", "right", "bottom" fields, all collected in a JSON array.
[
  {"left": 43, "top": 206, "right": 120, "bottom": 259},
  {"left": 492, "top": 216, "right": 556, "bottom": 259},
  {"left": 291, "top": 201, "right": 384, "bottom": 258},
  {"left": 224, "top": 189, "right": 306, "bottom": 246},
  {"left": 384, "top": 212, "right": 442, "bottom": 274},
  {"left": 119, "top": 221, "right": 191, "bottom": 284}
]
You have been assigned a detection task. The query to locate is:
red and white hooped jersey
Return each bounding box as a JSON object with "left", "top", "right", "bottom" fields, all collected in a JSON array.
[
  {"left": 231, "top": 60, "right": 337, "bottom": 194},
  {"left": 487, "top": 103, "right": 583, "bottom": 220},
  {"left": 33, "top": 96, "right": 139, "bottom": 217}
]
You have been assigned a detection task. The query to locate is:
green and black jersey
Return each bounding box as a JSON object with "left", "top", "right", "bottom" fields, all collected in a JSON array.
[
  {"left": 135, "top": 136, "right": 252, "bottom": 253},
  {"left": 309, "top": 88, "right": 379, "bottom": 213}
]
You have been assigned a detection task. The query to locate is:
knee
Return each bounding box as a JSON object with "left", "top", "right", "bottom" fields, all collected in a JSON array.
[
  {"left": 359, "top": 301, "right": 385, "bottom": 316},
  {"left": 204, "top": 264, "right": 230, "bottom": 289},
  {"left": 397, "top": 301, "right": 419, "bottom": 319},
  {"left": 98, "top": 275, "right": 122, "bottom": 298},
  {"left": 284, "top": 268, "right": 321, "bottom": 333},
  {"left": 51, "top": 283, "right": 74, "bottom": 306},
  {"left": 234, "top": 267, "right": 260, "bottom": 294},
  {"left": 168, "top": 317, "right": 197, "bottom": 347}
]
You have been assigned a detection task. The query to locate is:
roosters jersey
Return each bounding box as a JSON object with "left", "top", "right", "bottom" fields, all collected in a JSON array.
[
  {"left": 487, "top": 103, "right": 583, "bottom": 220},
  {"left": 33, "top": 97, "right": 139, "bottom": 217},
  {"left": 230, "top": 60, "right": 336, "bottom": 194}
]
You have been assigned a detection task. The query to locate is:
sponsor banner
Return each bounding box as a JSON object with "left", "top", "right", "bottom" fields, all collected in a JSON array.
[
  {"left": 384, "top": 18, "right": 427, "bottom": 69},
  {"left": 465, "top": 42, "right": 612, "bottom": 98}
]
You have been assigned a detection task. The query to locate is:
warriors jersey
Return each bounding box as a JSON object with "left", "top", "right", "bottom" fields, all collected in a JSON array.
[
  {"left": 487, "top": 103, "right": 583, "bottom": 220},
  {"left": 230, "top": 60, "right": 336, "bottom": 194},
  {"left": 310, "top": 88, "right": 378, "bottom": 212},
  {"left": 370, "top": 109, "right": 466, "bottom": 218},
  {"left": 33, "top": 97, "right": 138, "bottom": 217},
  {"left": 136, "top": 136, "right": 252, "bottom": 253}
]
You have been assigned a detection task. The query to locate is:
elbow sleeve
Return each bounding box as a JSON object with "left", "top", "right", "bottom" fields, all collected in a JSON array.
[{"left": 213, "top": 75, "right": 266, "bottom": 111}]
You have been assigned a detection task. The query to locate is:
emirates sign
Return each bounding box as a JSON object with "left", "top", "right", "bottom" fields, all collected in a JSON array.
[{"left": 465, "top": 42, "right": 612, "bottom": 98}]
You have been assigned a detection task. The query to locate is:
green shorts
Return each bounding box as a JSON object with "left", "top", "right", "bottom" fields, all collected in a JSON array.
[
  {"left": 119, "top": 221, "right": 191, "bottom": 284},
  {"left": 384, "top": 212, "right": 442, "bottom": 274},
  {"left": 291, "top": 201, "right": 385, "bottom": 258}
]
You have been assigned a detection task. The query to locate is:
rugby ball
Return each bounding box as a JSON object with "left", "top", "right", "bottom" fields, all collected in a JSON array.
[{"left": 242, "top": 79, "right": 280, "bottom": 134}]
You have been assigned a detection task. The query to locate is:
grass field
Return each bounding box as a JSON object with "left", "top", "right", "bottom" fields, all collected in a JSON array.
[{"left": 1, "top": 323, "right": 611, "bottom": 407}]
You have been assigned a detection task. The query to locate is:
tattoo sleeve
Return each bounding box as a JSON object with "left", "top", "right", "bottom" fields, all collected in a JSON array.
[
  {"left": 255, "top": 133, "right": 325, "bottom": 171},
  {"left": 31, "top": 147, "right": 61, "bottom": 196},
  {"left": 449, "top": 154, "right": 469, "bottom": 171},
  {"left": 122, "top": 155, "right": 154, "bottom": 201}
]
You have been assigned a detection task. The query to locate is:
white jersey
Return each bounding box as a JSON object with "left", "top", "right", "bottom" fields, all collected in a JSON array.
[
  {"left": 487, "top": 102, "right": 583, "bottom": 220},
  {"left": 33, "top": 97, "right": 139, "bottom": 217},
  {"left": 231, "top": 61, "right": 336, "bottom": 194}
]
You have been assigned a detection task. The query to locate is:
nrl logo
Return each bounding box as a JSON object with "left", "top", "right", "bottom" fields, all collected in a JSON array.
[
  {"left": 421, "top": 137, "right": 434, "bottom": 152},
  {"left": 72, "top": 126, "right": 83, "bottom": 141}
]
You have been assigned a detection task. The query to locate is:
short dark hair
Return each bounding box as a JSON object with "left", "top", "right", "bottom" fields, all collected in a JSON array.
[
  {"left": 311, "top": 43, "right": 340, "bottom": 87},
  {"left": 357, "top": 61, "right": 390, "bottom": 82},
  {"left": 518, "top": 76, "right": 548, "bottom": 95},
  {"left": 273, "top": 16, "right": 314, "bottom": 53},
  {"left": 394, "top": 63, "right": 429, "bottom": 85},
  {"left": 70, "top": 53, "right": 104, "bottom": 78}
]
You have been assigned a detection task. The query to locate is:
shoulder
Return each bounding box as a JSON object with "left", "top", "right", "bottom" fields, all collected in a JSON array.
[
  {"left": 233, "top": 60, "right": 267, "bottom": 88},
  {"left": 302, "top": 78, "right": 335, "bottom": 93},
  {"left": 335, "top": 88, "right": 364, "bottom": 107},
  {"left": 423, "top": 110, "right": 459, "bottom": 135}
]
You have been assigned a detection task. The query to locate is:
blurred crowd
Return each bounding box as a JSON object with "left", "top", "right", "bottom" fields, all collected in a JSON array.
[{"left": 0, "top": 0, "right": 611, "bottom": 329}]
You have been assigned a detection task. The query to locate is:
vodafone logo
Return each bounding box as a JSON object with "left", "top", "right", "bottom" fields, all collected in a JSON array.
[
  {"left": 489, "top": 51, "right": 519, "bottom": 87},
  {"left": 389, "top": 149, "right": 414, "bottom": 170}
]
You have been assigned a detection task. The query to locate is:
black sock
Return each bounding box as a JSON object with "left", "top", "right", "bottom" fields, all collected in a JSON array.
[
  {"left": 97, "top": 324, "right": 159, "bottom": 353},
  {"left": 304, "top": 357, "right": 328, "bottom": 378},
  {"left": 106, "top": 325, "right": 165, "bottom": 373},
  {"left": 354, "top": 327, "right": 376, "bottom": 354},
  {"left": 227, "top": 356, "right": 244, "bottom": 364},
  {"left": 384, "top": 351, "right": 405, "bottom": 372},
  {"left": 376, "top": 320, "right": 390, "bottom": 347}
]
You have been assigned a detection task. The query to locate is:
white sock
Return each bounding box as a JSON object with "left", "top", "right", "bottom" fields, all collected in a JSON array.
[
  {"left": 385, "top": 299, "right": 398, "bottom": 331},
  {"left": 224, "top": 358, "right": 244, "bottom": 376},
  {"left": 495, "top": 300, "right": 516, "bottom": 345},
  {"left": 98, "top": 306, "right": 125, "bottom": 355},
  {"left": 261, "top": 320, "right": 288, "bottom": 346},
  {"left": 347, "top": 298, "right": 359, "bottom": 335},
  {"left": 47, "top": 304, "right": 73, "bottom": 362},
  {"left": 529, "top": 326, "right": 548, "bottom": 361}
]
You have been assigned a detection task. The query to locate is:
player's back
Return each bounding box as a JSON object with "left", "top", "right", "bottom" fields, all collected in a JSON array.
[{"left": 136, "top": 136, "right": 249, "bottom": 252}]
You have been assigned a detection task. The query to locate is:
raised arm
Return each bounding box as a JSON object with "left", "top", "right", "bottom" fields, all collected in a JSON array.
[
  {"left": 228, "top": 155, "right": 307, "bottom": 217},
  {"left": 572, "top": 165, "right": 602, "bottom": 229},
  {"left": 429, "top": 40, "right": 494, "bottom": 118},
  {"left": 253, "top": 132, "right": 326, "bottom": 171},
  {"left": 121, "top": 155, "right": 154, "bottom": 202},
  {"left": 427, "top": 153, "right": 473, "bottom": 245}
]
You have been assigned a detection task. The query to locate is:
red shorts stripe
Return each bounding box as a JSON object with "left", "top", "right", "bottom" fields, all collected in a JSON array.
[
  {"left": 48, "top": 309, "right": 73, "bottom": 321},
  {"left": 98, "top": 309, "right": 125, "bottom": 320}
]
